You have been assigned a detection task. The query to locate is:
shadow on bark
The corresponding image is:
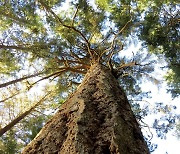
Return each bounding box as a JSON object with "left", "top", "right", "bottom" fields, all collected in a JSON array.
[{"left": 22, "top": 63, "right": 149, "bottom": 154}]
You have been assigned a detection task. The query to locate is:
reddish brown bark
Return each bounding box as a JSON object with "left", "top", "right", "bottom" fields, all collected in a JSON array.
[{"left": 22, "top": 63, "right": 149, "bottom": 154}]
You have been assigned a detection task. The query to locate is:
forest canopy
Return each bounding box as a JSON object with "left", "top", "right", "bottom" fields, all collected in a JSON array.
[{"left": 0, "top": 0, "right": 179, "bottom": 153}]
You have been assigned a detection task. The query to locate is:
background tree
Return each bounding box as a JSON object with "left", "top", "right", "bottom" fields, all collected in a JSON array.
[{"left": 0, "top": 129, "right": 18, "bottom": 154}]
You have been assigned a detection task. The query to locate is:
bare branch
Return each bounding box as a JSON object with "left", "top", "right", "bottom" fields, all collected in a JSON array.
[
  {"left": 68, "top": 65, "right": 87, "bottom": 74},
  {"left": 31, "top": 64, "right": 87, "bottom": 87},
  {"left": 0, "top": 44, "right": 31, "bottom": 50},
  {"left": 0, "top": 92, "right": 19, "bottom": 103},
  {"left": 68, "top": 68, "right": 87, "bottom": 74},
  {"left": 139, "top": 119, "right": 153, "bottom": 141},
  {"left": 118, "top": 61, "right": 136, "bottom": 70},
  {"left": 109, "top": 18, "right": 132, "bottom": 51},
  {"left": 0, "top": 44, "right": 50, "bottom": 51},
  {"left": 70, "top": 50, "right": 83, "bottom": 62},
  {"left": 37, "top": 0, "right": 93, "bottom": 59},
  {"left": 106, "top": 42, "right": 123, "bottom": 70},
  {"left": 0, "top": 71, "right": 45, "bottom": 88},
  {"left": 97, "top": 32, "right": 111, "bottom": 47},
  {"left": 31, "top": 69, "right": 67, "bottom": 86},
  {"left": 100, "top": 18, "right": 132, "bottom": 61},
  {"left": 122, "top": 73, "right": 129, "bottom": 77},
  {"left": 55, "top": 57, "right": 90, "bottom": 69},
  {"left": 72, "top": 5, "right": 79, "bottom": 26}
]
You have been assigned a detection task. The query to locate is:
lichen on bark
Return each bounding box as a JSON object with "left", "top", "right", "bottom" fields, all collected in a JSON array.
[{"left": 22, "top": 63, "right": 149, "bottom": 154}]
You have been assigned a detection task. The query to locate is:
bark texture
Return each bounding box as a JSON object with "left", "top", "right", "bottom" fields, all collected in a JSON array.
[{"left": 22, "top": 63, "right": 149, "bottom": 154}]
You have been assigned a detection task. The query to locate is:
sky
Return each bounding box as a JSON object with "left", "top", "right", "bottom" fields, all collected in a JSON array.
[
  {"left": 142, "top": 81, "right": 179, "bottom": 154},
  {"left": 122, "top": 43, "right": 180, "bottom": 154}
]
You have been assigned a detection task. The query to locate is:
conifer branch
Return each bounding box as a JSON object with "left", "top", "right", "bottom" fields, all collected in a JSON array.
[
  {"left": 0, "top": 11, "right": 31, "bottom": 26},
  {"left": 37, "top": 0, "right": 93, "bottom": 59},
  {"left": 31, "top": 65, "right": 87, "bottom": 87}
]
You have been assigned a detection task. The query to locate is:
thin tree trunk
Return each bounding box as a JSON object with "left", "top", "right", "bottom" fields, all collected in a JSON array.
[
  {"left": 22, "top": 63, "right": 149, "bottom": 154},
  {"left": 0, "top": 93, "right": 49, "bottom": 137}
]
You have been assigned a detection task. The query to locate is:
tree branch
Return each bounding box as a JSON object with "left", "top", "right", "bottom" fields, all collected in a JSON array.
[
  {"left": 0, "top": 44, "right": 50, "bottom": 51},
  {"left": 32, "top": 65, "right": 87, "bottom": 87},
  {"left": 31, "top": 69, "right": 67, "bottom": 86},
  {"left": 118, "top": 61, "right": 136, "bottom": 70},
  {"left": 100, "top": 18, "right": 132, "bottom": 61},
  {"left": 0, "top": 71, "right": 45, "bottom": 88},
  {"left": 72, "top": 5, "right": 79, "bottom": 26},
  {"left": 55, "top": 57, "right": 90, "bottom": 69},
  {"left": 37, "top": 0, "right": 93, "bottom": 59},
  {"left": 0, "top": 11, "right": 31, "bottom": 26},
  {"left": 0, "top": 92, "right": 19, "bottom": 103},
  {"left": 109, "top": 18, "right": 132, "bottom": 51},
  {"left": 0, "top": 44, "right": 31, "bottom": 50}
]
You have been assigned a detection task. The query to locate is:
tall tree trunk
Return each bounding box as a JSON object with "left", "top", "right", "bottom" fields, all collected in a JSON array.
[{"left": 22, "top": 63, "right": 149, "bottom": 154}]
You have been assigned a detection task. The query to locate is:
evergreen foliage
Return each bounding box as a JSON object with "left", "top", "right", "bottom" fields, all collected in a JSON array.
[{"left": 0, "top": 0, "right": 179, "bottom": 152}]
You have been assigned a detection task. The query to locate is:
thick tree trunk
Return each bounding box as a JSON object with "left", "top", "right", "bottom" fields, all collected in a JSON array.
[{"left": 22, "top": 63, "right": 149, "bottom": 154}]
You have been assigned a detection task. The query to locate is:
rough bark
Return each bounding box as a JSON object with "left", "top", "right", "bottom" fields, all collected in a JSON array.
[{"left": 22, "top": 63, "right": 149, "bottom": 154}]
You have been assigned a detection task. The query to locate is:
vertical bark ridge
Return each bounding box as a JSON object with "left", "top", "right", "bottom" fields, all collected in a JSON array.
[{"left": 22, "top": 63, "right": 149, "bottom": 154}]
